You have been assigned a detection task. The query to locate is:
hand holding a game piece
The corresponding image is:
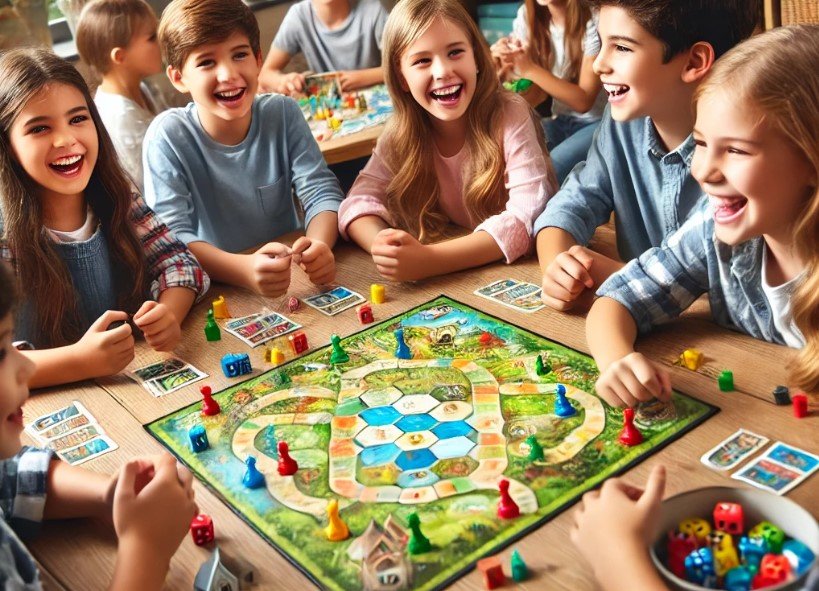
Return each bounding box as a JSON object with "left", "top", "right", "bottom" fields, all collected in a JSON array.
[
  {"left": 74, "top": 311, "right": 135, "bottom": 378},
  {"left": 595, "top": 352, "right": 672, "bottom": 408},
  {"left": 246, "top": 242, "right": 293, "bottom": 297},
  {"left": 272, "top": 71, "right": 306, "bottom": 95},
  {"left": 371, "top": 228, "right": 431, "bottom": 282},
  {"left": 541, "top": 245, "right": 595, "bottom": 311},
  {"left": 570, "top": 465, "right": 668, "bottom": 591},
  {"left": 291, "top": 236, "right": 336, "bottom": 285},
  {"left": 133, "top": 301, "right": 181, "bottom": 352}
]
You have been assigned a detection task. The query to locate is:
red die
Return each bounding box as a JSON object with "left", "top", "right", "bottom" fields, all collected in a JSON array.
[
  {"left": 667, "top": 531, "right": 698, "bottom": 578},
  {"left": 713, "top": 502, "right": 744, "bottom": 535},
  {"left": 356, "top": 303, "right": 374, "bottom": 324},
  {"left": 752, "top": 554, "right": 792, "bottom": 588},
  {"left": 190, "top": 513, "right": 215, "bottom": 546},
  {"left": 288, "top": 331, "right": 308, "bottom": 355}
]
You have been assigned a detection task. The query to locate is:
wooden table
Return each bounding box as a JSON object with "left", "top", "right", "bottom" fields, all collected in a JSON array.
[
  {"left": 28, "top": 235, "right": 818, "bottom": 590},
  {"left": 319, "top": 124, "right": 384, "bottom": 166}
]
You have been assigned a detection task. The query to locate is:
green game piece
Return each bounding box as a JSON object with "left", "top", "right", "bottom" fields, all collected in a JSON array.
[
  {"left": 329, "top": 334, "right": 349, "bottom": 365},
  {"left": 504, "top": 78, "right": 534, "bottom": 93},
  {"left": 407, "top": 512, "right": 431, "bottom": 555},
  {"left": 718, "top": 370, "right": 734, "bottom": 392},
  {"left": 510, "top": 549, "right": 528, "bottom": 581},
  {"left": 204, "top": 309, "right": 221, "bottom": 341},
  {"left": 525, "top": 434, "right": 544, "bottom": 462},
  {"left": 272, "top": 371, "right": 291, "bottom": 387},
  {"left": 535, "top": 354, "right": 551, "bottom": 376}
]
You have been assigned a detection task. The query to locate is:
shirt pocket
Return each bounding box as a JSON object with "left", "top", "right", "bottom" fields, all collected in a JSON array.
[{"left": 257, "top": 176, "right": 298, "bottom": 226}]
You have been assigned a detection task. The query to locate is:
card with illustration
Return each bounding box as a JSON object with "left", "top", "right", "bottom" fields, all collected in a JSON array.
[
  {"left": 224, "top": 311, "right": 301, "bottom": 347},
  {"left": 476, "top": 279, "right": 520, "bottom": 297},
  {"left": 58, "top": 436, "right": 118, "bottom": 466},
  {"left": 27, "top": 401, "right": 92, "bottom": 435},
  {"left": 732, "top": 457, "right": 807, "bottom": 495},
  {"left": 132, "top": 358, "right": 187, "bottom": 382},
  {"left": 475, "top": 280, "right": 545, "bottom": 313},
  {"left": 761, "top": 443, "right": 819, "bottom": 475},
  {"left": 145, "top": 365, "right": 207, "bottom": 398},
  {"left": 47, "top": 425, "right": 103, "bottom": 452},
  {"left": 303, "top": 286, "right": 364, "bottom": 316},
  {"left": 37, "top": 415, "right": 92, "bottom": 441},
  {"left": 700, "top": 429, "right": 770, "bottom": 471}
]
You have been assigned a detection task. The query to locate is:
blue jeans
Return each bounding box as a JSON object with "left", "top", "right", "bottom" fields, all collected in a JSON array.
[{"left": 542, "top": 115, "right": 601, "bottom": 186}]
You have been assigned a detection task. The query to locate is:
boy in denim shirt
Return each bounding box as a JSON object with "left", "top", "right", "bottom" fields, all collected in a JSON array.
[{"left": 534, "top": 0, "right": 759, "bottom": 311}]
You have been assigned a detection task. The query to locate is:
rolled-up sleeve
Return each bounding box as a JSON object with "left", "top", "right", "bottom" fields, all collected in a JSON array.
[{"left": 0, "top": 447, "right": 53, "bottom": 540}]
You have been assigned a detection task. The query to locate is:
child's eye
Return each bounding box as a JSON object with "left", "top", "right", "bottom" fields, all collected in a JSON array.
[
  {"left": 727, "top": 147, "right": 749, "bottom": 155},
  {"left": 27, "top": 125, "right": 48, "bottom": 134},
  {"left": 234, "top": 52, "right": 249, "bottom": 60},
  {"left": 693, "top": 139, "right": 706, "bottom": 148},
  {"left": 197, "top": 59, "right": 215, "bottom": 68},
  {"left": 70, "top": 115, "right": 88, "bottom": 125},
  {"left": 412, "top": 57, "right": 431, "bottom": 66},
  {"left": 148, "top": 34, "right": 157, "bottom": 42},
  {"left": 449, "top": 49, "right": 465, "bottom": 58},
  {"left": 614, "top": 44, "right": 632, "bottom": 53}
]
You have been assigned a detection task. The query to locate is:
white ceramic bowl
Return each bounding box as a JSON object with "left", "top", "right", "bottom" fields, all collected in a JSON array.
[{"left": 650, "top": 487, "right": 818, "bottom": 591}]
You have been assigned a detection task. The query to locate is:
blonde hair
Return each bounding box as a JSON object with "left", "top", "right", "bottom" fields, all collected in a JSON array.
[
  {"left": 695, "top": 25, "right": 819, "bottom": 394},
  {"left": 525, "top": 0, "right": 591, "bottom": 83},
  {"left": 381, "top": 0, "right": 554, "bottom": 242},
  {"left": 75, "top": 0, "right": 157, "bottom": 76}
]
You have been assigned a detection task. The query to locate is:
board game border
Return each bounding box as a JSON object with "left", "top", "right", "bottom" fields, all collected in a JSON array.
[{"left": 145, "top": 294, "right": 720, "bottom": 591}]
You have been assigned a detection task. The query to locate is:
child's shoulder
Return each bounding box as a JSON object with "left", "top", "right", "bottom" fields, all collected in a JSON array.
[{"left": 146, "top": 103, "right": 198, "bottom": 140}]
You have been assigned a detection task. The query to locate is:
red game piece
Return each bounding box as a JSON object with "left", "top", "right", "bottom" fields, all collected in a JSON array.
[
  {"left": 752, "top": 554, "right": 791, "bottom": 588},
  {"left": 667, "top": 531, "right": 698, "bottom": 579},
  {"left": 357, "top": 303, "right": 374, "bottom": 324},
  {"left": 792, "top": 393, "right": 808, "bottom": 418},
  {"left": 277, "top": 441, "right": 298, "bottom": 476},
  {"left": 287, "top": 296, "right": 300, "bottom": 313},
  {"left": 479, "top": 331, "right": 492, "bottom": 345},
  {"left": 497, "top": 479, "right": 520, "bottom": 519},
  {"left": 477, "top": 555, "right": 506, "bottom": 590},
  {"left": 713, "top": 502, "right": 744, "bottom": 535},
  {"left": 288, "top": 331, "right": 308, "bottom": 355},
  {"left": 200, "top": 385, "right": 221, "bottom": 416},
  {"left": 618, "top": 408, "right": 643, "bottom": 446},
  {"left": 190, "top": 513, "right": 214, "bottom": 546}
]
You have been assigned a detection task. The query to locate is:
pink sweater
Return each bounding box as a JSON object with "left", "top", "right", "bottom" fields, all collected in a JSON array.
[{"left": 337, "top": 94, "right": 555, "bottom": 262}]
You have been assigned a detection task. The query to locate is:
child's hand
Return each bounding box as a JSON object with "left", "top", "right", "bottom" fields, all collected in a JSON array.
[
  {"left": 570, "top": 466, "right": 666, "bottom": 590},
  {"left": 338, "top": 70, "right": 369, "bottom": 92},
  {"left": 509, "top": 46, "right": 535, "bottom": 78},
  {"left": 276, "top": 72, "right": 306, "bottom": 95},
  {"left": 595, "top": 352, "right": 672, "bottom": 407},
  {"left": 75, "top": 311, "right": 135, "bottom": 377},
  {"left": 371, "top": 228, "right": 430, "bottom": 282},
  {"left": 291, "top": 236, "right": 336, "bottom": 285},
  {"left": 133, "top": 301, "right": 181, "bottom": 352},
  {"left": 541, "top": 245, "right": 595, "bottom": 311},
  {"left": 246, "top": 242, "right": 293, "bottom": 297}
]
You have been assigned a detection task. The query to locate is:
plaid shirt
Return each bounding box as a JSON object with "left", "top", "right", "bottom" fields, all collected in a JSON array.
[
  {"left": 597, "top": 199, "right": 793, "bottom": 346},
  {"left": 0, "top": 193, "right": 209, "bottom": 303}
]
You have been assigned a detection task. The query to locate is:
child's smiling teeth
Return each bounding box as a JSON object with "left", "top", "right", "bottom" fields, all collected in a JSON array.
[
  {"left": 49, "top": 154, "right": 83, "bottom": 173},
  {"left": 603, "top": 83, "right": 629, "bottom": 97},
  {"left": 430, "top": 84, "right": 463, "bottom": 102},
  {"left": 215, "top": 88, "right": 245, "bottom": 101}
]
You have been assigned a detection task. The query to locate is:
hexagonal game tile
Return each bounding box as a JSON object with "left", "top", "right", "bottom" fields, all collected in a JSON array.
[
  {"left": 361, "top": 387, "right": 403, "bottom": 408},
  {"left": 432, "top": 420, "right": 474, "bottom": 439},
  {"left": 396, "top": 430, "right": 438, "bottom": 451},
  {"left": 431, "top": 436, "right": 475, "bottom": 459},
  {"left": 355, "top": 424, "right": 403, "bottom": 447},
  {"left": 396, "top": 414, "right": 437, "bottom": 433},
  {"left": 397, "top": 468, "right": 440, "bottom": 488},
  {"left": 395, "top": 449, "right": 437, "bottom": 471},
  {"left": 430, "top": 401, "right": 473, "bottom": 422},
  {"left": 359, "top": 443, "right": 401, "bottom": 467},
  {"left": 392, "top": 394, "right": 439, "bottom": 415},
  {"left": 359, "top": 406, "right": 402, "bottom": 426}
]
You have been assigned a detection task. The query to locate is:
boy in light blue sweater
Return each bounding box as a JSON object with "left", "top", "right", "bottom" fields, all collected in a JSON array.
[{"left": 145, "top": 0, "right": 344, "bottom": 296}]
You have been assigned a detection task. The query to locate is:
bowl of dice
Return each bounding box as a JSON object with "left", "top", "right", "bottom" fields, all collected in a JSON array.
[{"left": 650, "top": 487, "right": 817, "bottom": 590}]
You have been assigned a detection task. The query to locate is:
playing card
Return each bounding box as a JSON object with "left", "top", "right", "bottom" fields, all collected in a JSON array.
[
  {"left": 303, "top": 287, "right": 364, "bottom": 316},
  {"left": 144, "top": 366, "right": 207, "bottom": 397},
  {"left": 732, "top": 457, "right": 809, "bottom": 495},
  {"left": 47, "top": 425, "right": 103, "bottom": 451},
  {"left": 476, "top": 279, "right": 520, "bottom": 297},
  {"left": 700, "top": 429, "right": 769, "bottom": 471},
  {"left": 27, "top": 401, "right": 92, "bottom": 434},
  {"left": 760, "top": 442, "right": 819, "bottom": 474},
  {"left": 224, "top": 311, "right": 301, "bottom": 347},
  {"left": 474, "top": 280, "right": 545, "bottom": 313},
  {"left": 132, "top": 358, "right": 187, "bottom": 382},
  {"left": 58, "top": 436, "right": 118, "bottom": 465},
  {"left": 37, "top": 415, "right": 92, "bottom": 441}
]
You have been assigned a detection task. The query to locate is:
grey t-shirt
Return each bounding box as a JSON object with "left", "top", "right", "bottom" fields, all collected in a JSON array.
[{"left": 272, "top": 0, "right": 388, "bottom": 72}]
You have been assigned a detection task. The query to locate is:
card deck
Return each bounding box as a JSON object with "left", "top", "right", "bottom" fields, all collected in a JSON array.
[
  {"left": 224, "top": 311, "right": 301, "bottom": 347},
  {"left": 762, "top": 442, "right": 819, "bottom": 473},
  {"left": 144, "top": 366, "right": 207, "bottom": 398},
  {"left": 28, "top": 401, "right": 91, "bottom": 434},
  {"left": 132, "top": 358, "right": 186, "bottom": 381},
  {"left": 731, "top": 442, "right": 818, "bottom": 495},
  {"left": 474, "top": 279, "right": 545, "bottom": 313},
  {"left": 59, "top": 436, "right": 118, "bottom": 466},
  {"left": 700, "top": 429, "right": 769, "bottom": 471},
  {"left": 47, "top": 425, "right": 103, "bottom": 451},
  {"left": 25, "top": 402, "right": 118, "bottom": 465},
  {"left": 302, "top": 286, "right": 365, "bottom": 316}
]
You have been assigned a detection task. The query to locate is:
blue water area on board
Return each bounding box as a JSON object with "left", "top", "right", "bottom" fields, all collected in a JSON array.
[
  {"left": 395, "top": 449, "right": 437, "bottom": 471},
  {"left": 396, "top": 414, "right": 437, "bottom": 432},
  {"left": 360, "top": 406, "right": 402, "bottom": 426},
  {"left": 359, "top": 443, "right": 401, "bottom": 467},
  {"left": 432, "top": 421, "right": 474, "bottom": 439},
  {"left": 397, "top": 469, "right": 440, "bottom": 488}
]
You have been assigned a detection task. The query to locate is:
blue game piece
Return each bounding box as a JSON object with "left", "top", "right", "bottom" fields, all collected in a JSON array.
[
  {"left": 188, "top": 425, "right": 209, "bottom": 453},
  {"left": 783, "top": 539, "right": 815, "bottom": 576},
  {"left": 738, "top": 536, "right": 767, "bottom": 570},
  {"left": 684, "top": 547, "right": 717, "bottom": 588},
  {"left": 723, "top": 565, "right": 753, "bottom": 591},
  {"left": 553, "top": 384, "right": 577, "bottom": 418},
  {"left": 394, "top": 328, "right": 411, "bottom": 359},
  {"left": 221, "top": 353, "right": 252, "bottom": 378},
  {"left": 242, "top": 456, "right": 265, "bottom": 489}
]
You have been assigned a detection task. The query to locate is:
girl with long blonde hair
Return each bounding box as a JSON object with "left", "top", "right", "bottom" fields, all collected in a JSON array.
[
  {"left": 491, "top": 0, "right": 604, "bottom": 183},
  {"left": 339, "top": 0, "right": 556, "bottom": 282},
  {"left": 583, "top": 25, "right": 819, "bottom": 407}
]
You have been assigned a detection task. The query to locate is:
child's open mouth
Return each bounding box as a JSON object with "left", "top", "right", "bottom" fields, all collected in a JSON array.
[
  {"left": 48, "top": 154, "right": 84, "bottom": 177},
  {"left": 603, "top": 83, "right": 630, "bottom": 103},
  {"left": 710, "top": 195, "right": 748, "bottom": 224},
  {"left": 430, "top": 84, "right": 463, "bottom": 105},
  {"left": 214, "top": 88, "right": 246, "bottom": 105},
  {"left": 7, "top": 408, "right": 23, "bottom": 428}
]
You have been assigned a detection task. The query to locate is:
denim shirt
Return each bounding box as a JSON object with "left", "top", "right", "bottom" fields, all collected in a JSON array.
[
  {"left": 596, "top": 200, "right": 792, "bottom": 346},
  {"left": 533, "top": 106, "right": 704, "bottom": 262}
]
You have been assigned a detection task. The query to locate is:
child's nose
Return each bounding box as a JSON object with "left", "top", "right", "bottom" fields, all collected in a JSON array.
[
  {"left": 592, "top": 50, "right": 611, "bottom": 76},
  {"left": 216, "top": 62, "right": 236, "bottom": 82},
  {"left": 691, "top": 151, "right": 724, "bottom": 185},
  {"left": 52, "top": 127, "right": 77, "bottom": 149},
  {"left": 431, "top": 56, "right": 452, "bottom": 80}
]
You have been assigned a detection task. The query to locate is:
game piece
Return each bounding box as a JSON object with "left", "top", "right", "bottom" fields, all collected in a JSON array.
[
  {"left": 193, "top": 546, "right": 240, "bottom": 591},
  {"left": 406, "top": 512, "right": 431, "bottom": 555},
  {"left": 713, "top": 502, "right": 744, "bottom": 535},
  {"left": 200, "top": 385, "right": 221, "bottom": 416},
  {"left": 718, "top": 369, "right": 734, "bottom": 391},
  {"left": 287, "top": 296, "right": 300, "bottom": 313},
  {"left": 479, "top": 331, "right": 492, "bottom": 345},
  {"left": 356, "top": 303, "right": 374, "bottom": 324},
  {"left": 329, "top": 117, "right": 341, "bottom": 131},
  {"left": 749, "top": 521, "right": 785, "bottom": 554},
  {"left": 772, "top": 385, "right": 791, "bottom": 405},
  {"left": 357, "top": 94, "right": 368, "bottom": 111},
  {"left": 212, "top": 295, "right": 231, "bottom": 319},
  {"left": 271, "top": 371, "right": 291, "bottom": 388},
  {"left": 618, "top": 408, "right": 644, "bottom": 446},
  {"left": 221, "top": 353, "right": 252, "bottom": 378},
  {"left": 525, "top": 434, "right": 544, "bottom": 462},
  {"left": 755, "top": 554, "right": 792, "bottom": 587},
  {"left": 553, "top": 384, "right": 577, "bottom": 418},
  {"left": 667, "top": 531, "right": 698, "bottom": 578},
  {"left": 477, "top": 556, "right": 506, "bottom": 590},
  {"left": 679, "top": 348, "right": 704, "bottom": 370},
  {"left": 370, "top": 283, "right": 385, "bottom": 304},
  {"left": 535, "top": 354, "right": 550, "bottom": 376},
  {"left": 712, "top": 534, "right": 739, "bottom": 576},
  {"left": 265, "top": 347, "right": 285, "bottom": 365},
  {"left": 190, "top": 513, "right": 215, "bottom": 546},
  {"left": 723, "top": 565, "right": 752, "bottom": 591},
  {"left": 324, "top": 499, "right": 349, "bottom": 542},
  {"left": 510, "top": 549, "right": 528, "bottom": 582},
  {"left": 497, "top": 479, "right": 520, "bottom": 519},
  {"left": 782, "top": 539, "right": 815, "bottom": 576},
  {"left": 394, "top": 328, "right": 411, "bottom": 359},
  {"left": 242, "top": 456, "right": 265, "bottom": 489},
  {"left": 329, "top": 334, "right": 350, "bottom": 364},
  {"left": 288, "top": 331, "right": 308, "bottom": 355},
  {"left": 189, "top": 425, "right": 209, "bottom": 452},
  {"left": 684, "top": 547, "right": 716, "bottom": 588},
  {"left": 204, "top": 309, "right": 221, "bottom": 341},
  {"left": 738, "top": 536, "right": 768, "bottom": 570},
  {"left": 277, "top": 440, "right": 298, "bottom": 476},
  {"left": 792, "top": 392, "right": 808, "bottom": 418}
]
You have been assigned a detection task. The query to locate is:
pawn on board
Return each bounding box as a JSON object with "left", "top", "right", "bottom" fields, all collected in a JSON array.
[{"left": 324, "top": 499, "right": 349, "bottom": 542}]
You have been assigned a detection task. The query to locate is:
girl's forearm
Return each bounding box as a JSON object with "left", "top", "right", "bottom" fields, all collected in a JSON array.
[
  {"left": 346, "top": 215, "right": 390, "bottom": 253},
  {"left": 157, "top": 287, "right": 195, "bottom": 326},
  {"left": 586, "top": 296, "right": 639, "bottom": 371},
  {"left": 25, "top": 346, "right": 88, "bottom": 389},
  {"left": 44, "top": 460, "right": 111, "bottom": 520},
  {"left": 306, "top": 211, "right": 339, "bottom": 248},
  {"left": 426, "top": 231, "right": 504, "bottom": 277}
]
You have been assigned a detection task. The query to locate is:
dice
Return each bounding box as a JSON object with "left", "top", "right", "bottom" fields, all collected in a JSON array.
[{"left": 190, "top": 513, "right": 214, "bottom": 546}]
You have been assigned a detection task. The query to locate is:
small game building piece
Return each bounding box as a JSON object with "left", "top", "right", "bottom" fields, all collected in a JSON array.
[
  {"left": 287, "top": 296, "right": 300, "bottom": 313},
  {"left": 191, "top": 513, "right": 215, "bottom": 546},
  {"left": 510, "top": 549, "right": 528, "bottom": 582},
  {"left": 713, "top": 502, "right": 744, "bottom": 535},
  {"left": 193, "top": 546, "right": 239, "bottom": 591},
  {"left": 479, "top": 331, "right": 492, "bottom": 345},
  {"left": 204, "top": 309, "right": 221, "bottom": 342},
  {"left": 288, "top": 331, "right": 309, "bottom": 355},
  {"left": 265, "top": 347, "right": 285, "bottom": 365},
  {"left": 242, "top": 456, "right": 265, "bottom": 489},
  {"left": 357, "top": 303, "right": 374, "bottom": 324},
  {"left": 553, "top": 384, "right": 577, "bottom": 418},
  {"left": 200, "top": 385, "right": 221, "bottom": 416},
  {"left": 497, "top": 479, "right": 520, "bottom": 519},
  {"left": 618, "top": 408, "right": 643, "bottom": 446},
  {"left": 792, "top": 392, "right": 808, "bottom": 418},
  {"left": 772, "top": 385, "right": 791, "bottom": 406},
  {"left": 329, "top": 334, "right": 350, "bottom": 364},
  {"left": 718, "top": 370, "right": 734, "bottom": 392},
  {"left": 221, "top": 353, "right": 252, "bottom": 378},
  {"left": 324, "top": 499, "right": 350, "bottom": 542},
  {"left": 189, "top": 425, "right": 209, "bottom": 453},
  {"left": 394, "top": 328, "right": 411, "bottom": 359},
  {"left": 212, "top": 295, "right": 231, "bottom": 319},
  {"left": 477, "top": 556, "right": 506, "bottom": 590},
  {"left": 525, "top": 434, "right": 544, "bottom": 462},
  {"left": 679, "top": 348, "right": 703, "bottom": 370},
  {"left": 407, "top": 512, "right": 431, "bottom": 555},
  {"left": 277, "top": 441, "right": 298, "bottom": 476},
  {"left": 370, "top": 283, "right": 385, "bottom": 304},
  {"left": 754, "top": 554, "right": 792, "bottom": 587}
]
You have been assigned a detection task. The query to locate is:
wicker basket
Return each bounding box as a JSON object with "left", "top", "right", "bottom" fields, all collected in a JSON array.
[{"left": 780, "top": 0, "right": 819, "bottom": 24}]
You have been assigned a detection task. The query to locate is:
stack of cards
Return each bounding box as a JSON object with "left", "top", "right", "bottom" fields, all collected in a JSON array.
[
  {"left": 26, "top": 402, "right": 118, "bottom": 465},
  {"left": 474, "top": 279, "right": 545, "bottom": 313},
  {"left": 224, "top": 311, "right": 301, "bottom": 347},
  {"left": 131, "top": 358, "right": 208, "bottom": 397},
  {"left": 302, "top": 287, "right": 365, "bottom": 316}
]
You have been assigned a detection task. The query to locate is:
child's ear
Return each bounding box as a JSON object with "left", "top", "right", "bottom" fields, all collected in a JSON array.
[
  {"left": 256, "top": 51, "right": 263, "bottom": 69},
  {"left": 681, "top": 41, "right": 715, "bottom": 84},
  {"left": 166, "top": 65, "right": 187, "bottom": 93},
  {"left": 110, "top": 47, "right": 126, "bottom": 65}
]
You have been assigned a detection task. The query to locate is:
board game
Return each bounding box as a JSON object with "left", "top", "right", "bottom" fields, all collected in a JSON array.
[{"left": 147, "top": 296, "right": 718, "bottom": 591}]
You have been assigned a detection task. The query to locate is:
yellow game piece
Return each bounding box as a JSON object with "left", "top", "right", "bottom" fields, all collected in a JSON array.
[
  {"left": 265, "top": 347, "right": 285, "bottom": 365},
  {"left": 329, "top": 117, "right": 341, "bottom": 131},
  {"left": 324, "top": 499, "right": 349, "bottom": 541},
  {"left": 680, "top": 348, "right": 703, "bottom": 370},
  {"left": 370, "top": 283, "right": 385, "bottom": 304},
  {"left": 212, "top": 295, "right": 231, "bottom": 319}
]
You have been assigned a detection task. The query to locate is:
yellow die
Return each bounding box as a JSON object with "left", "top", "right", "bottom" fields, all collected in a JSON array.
[{"left": 679, "top": 517, "right": 712, "bottom": 544}]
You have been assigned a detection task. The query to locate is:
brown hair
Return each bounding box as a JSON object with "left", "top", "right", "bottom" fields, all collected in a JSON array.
[
  {"left": 75, "top": 0, "right": 157, "bottom": 77},
  {"left": 695, "top": 25, "right": 819, "bottom": 394},
  {"left": 525, "top": 0, "right": 592, "bottom": 83},
  {"left": 381, "top": 0, "right": 555, "bottom": 242},
  {"left": 159, "top": 0, "right": 261, "bottom": 71},
  {"left": 0, "top": 48, "right": 147, "bottom": 347}
]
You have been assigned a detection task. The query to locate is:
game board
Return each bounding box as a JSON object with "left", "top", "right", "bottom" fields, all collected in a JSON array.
[{"left": 147, "top": 296, "right": 718, "bottom": 591}]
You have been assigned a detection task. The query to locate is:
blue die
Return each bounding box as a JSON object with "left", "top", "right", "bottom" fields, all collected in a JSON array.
[
  {"left": 685, "top": 547, "right": 717, "bottom": 588},
  {"left": 221, "top": 353, "right": 252, "bottom": 378},
  {"left": 188, "top": 425, "right": 209, "bottom": 452},
  {"left": 723, "top": 565, "right": 753, "bottom": 591},
  {"left": 783, "top": 539, "right": 816, "bottom": 576},
  {"left": 738, "top": 535, "right": 768, "bottom": 569}
]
